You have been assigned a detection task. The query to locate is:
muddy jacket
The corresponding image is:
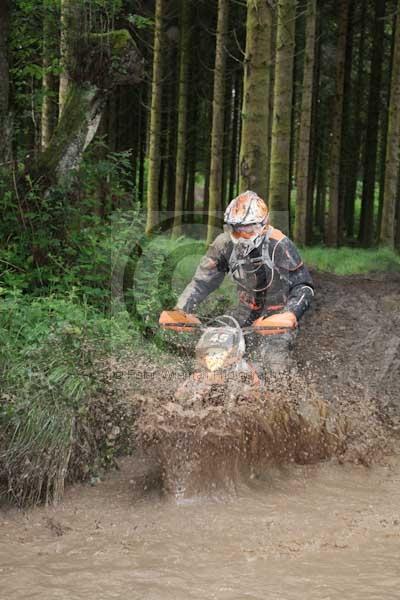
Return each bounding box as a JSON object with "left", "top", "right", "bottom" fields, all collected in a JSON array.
[{"left": 176, "top": 227, "right": 314, "bottom": 324}]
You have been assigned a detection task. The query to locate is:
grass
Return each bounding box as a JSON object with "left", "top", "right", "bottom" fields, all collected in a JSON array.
[
  {"left": 166, "top": 236, "right": 400, "bottom": 284},
  {"left": 301, "top": 246, "right": 400, "bottom": 275},
  {"left": 0, "top": 293, "right": 141, "bottom": 506},
  {"left": 157, "top": 236, "right": 400, "bottom": 309}
]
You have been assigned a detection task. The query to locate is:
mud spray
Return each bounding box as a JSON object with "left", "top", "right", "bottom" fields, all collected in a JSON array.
[
  {"left": 136, "top": 368, "right": 394, "bottom": 498},
  {"left": 135, "top": 272, "right": 400, "bottom": 498}
]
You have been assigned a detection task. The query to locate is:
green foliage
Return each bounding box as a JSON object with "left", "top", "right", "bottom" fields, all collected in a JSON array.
[
  {"left": 127, "top": 14, "right": 154, "bottom": 30},
  {"left": 301, "top": 246, "right": 400, "bottom": 275},
  {"left": 9, "top": 0, "right": 59, "bottom": 151},
  {"left": 0, "top": 292, "right": 139, "bottom": 505},
  {"left": 130, "top": 235, "right": 236, "bottom": 331},
  {"left": 0, "top": 145, "right": 138, "bottom": 304},
  {"left": 0, "top": 148, "right": 145, "bottom": 505}
]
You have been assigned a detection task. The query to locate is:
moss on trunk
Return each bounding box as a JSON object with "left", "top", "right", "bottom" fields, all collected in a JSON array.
[
  {"left": 41, "top": 0, "right": 59, "bottom": 150},
  {"left": 172, "top": 0, "right": 191, "bottom": 238},
  {"left": 326, "top": 0, "right": 349, "bottom": 247},
  {"left": 294, "top": 0, "right": 317, "bottom": 245},
  {"left": 35, "top": 82, "right": 102, "bottom": 183},
  {"left": 0, "top": 0, "right": 11, "bottom": 164},
  {"left": 59, "top": 0, "right": 72, "bottom": 118},
  {"left": 28, "top": 28, "right": 142, "bottom": 190},
  {"left": 239, "top": 0, "right": 273, "bottom": 200},
  {"left": 380, "top": 3, "right": 400, "bottom": 247},
  {"left": 146, "top": 0, "right": 165, "bottom": 235},
  {"left": 207, "top": 0, "right": 229, "bottom": 244},
  {"left": 269, "top": 0, "right": 295, "bottom": 233}
]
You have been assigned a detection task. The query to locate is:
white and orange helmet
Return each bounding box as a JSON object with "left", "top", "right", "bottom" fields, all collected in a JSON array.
[{"left": 224, "top": 190, "right": 269, "bottom": 245}]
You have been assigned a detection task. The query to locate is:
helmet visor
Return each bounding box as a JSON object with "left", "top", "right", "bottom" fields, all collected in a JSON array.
[{"left": 225, "top": 222, "right": 264, "bottom": 240}]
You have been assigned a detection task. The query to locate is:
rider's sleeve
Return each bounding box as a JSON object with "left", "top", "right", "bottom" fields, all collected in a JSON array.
[
  {"left": 175, "top": 233, "right": 230, "bottom": 313},
  {"left": 274, "top": 237, "right": 314, "bottom": 320}
]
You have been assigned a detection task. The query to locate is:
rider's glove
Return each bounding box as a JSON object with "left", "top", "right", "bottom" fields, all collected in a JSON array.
[
  {"left": 252, "top": 311, "right": 297, "bottom": 335},
  {"left": 159, "top": 309, "right": 201, "bottom": 332}
]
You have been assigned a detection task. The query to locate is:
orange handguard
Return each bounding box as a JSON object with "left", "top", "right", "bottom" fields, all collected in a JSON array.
[
  {"left": 159, "top": 309, "right": 201, "bottom": 332},
  {"left": 252, "top": 311, "right": 297, "bottom": 336}
]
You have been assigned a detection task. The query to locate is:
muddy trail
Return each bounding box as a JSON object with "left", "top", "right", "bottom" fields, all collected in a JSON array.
[
  {"left": 2, "top": 456, "right": 400, "bottom": 599},
  {"left": 1, "top": 272, "right": 400, "bottom": 599},
  {"left": 295, "top": 271, "right": 400, "bottom": 428}
]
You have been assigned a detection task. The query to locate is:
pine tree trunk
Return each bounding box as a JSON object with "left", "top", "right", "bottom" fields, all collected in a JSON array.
[
  {"left": 172, "top": 0, "right": 191, "bottom": 237},
  {"left": 0, "top": 0, "right": 11, "bottom": 164},
  {"left": 314, "top": 26, "right": 326, "bottom": 235},
  {"left": 138, "top": 103, "right": 147, "bottom": 204},
  {"left": 307, "top": 7, "right": 320, "bottom": 239},
  {"left": 145, "top": 0, "right": 165, "bottom": 234},
  {"left": 136, "top": 86, "right": 147, "bottom": 203},
  {"left": 269, "top": 0, "right": 295, "bottom": 231},
  {"left": 117, "top": 86, "right": 130, "bottom": 152},
  {"left": 59, "top": 0, "right": 73, "bottom": 119},
  {"left": 315, "top": 154, "right": 327, "bottom": 235},
  {"left": 186, "top": 96, "right": 198, "bottom": 216},
  {"left": 325, "top": 0, "right": 349, "bottom": 247},
  {"left": 377, "top": 14, "right": 396, "bottom": 240},
  {"left": 314, "top": 51, "right": 328, "bottom": 236},
  {"left": 228, "top": 70, "right": 241, "bottom": 202},
  {"left": 338, "top": 0, "right": 355, "bottom": 244},
  {"left": 202, "top": 107, "right": 212, "bottom": 224},
  {"left": 359, "top": 0, "right": 385, "bottom": 247},
  {"left": 107, "top": 92, "right": 118, "bottom": 152},
  {"left": 294, "top": 0, "right": 317, "bottom": 245},
  {"left": 344, "top": 0, "right": 367, "bottom": 239},
  {"left": 128, "top": 87, "right": 138, "bottom": 180},
  {"left": 186, "top": 150, "right": 196, "bottom": 215},
  {"left": 41, "top": 0, "right": 59, "bottom": 150},
  {"left": 239, "top": 0, "right": 273, "bottom": 200},
  {"left": 221, "top": 76, "right": 232, "bottom": 212},
  {"left": 207, "top": 0, "right": 229, "bottom": 244},
  {"left": 266, "top": 9, "right": 277, "bottom": 196},
  {"left": 166, "top": 101, "right": 177, "bottom": 214},
  {"left": 380, "top": 4, "right": 400, "bottom": 247},
  {"left": 165, "top": 45, "right": 178, "bottom": 214}
]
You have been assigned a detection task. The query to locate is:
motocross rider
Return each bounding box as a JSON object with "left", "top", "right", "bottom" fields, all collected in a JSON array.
[{"left": 175, "top": 190, "right": 314, "bottom": 372}]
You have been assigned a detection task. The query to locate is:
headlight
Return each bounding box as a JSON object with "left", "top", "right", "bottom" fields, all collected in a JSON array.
[{"left": 204, "top": 351, "right": 229, "bottom": 372}]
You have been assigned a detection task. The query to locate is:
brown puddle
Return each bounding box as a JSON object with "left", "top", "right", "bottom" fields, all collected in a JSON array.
[{"left": 1, "top": 455, "right": 400, "bottom": 600}]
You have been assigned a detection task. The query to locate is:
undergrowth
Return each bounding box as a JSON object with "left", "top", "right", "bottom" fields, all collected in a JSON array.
[
  {"left": 0, "top": 292, "right": 140, "bottom": 505},
  {"left": 301, "top": 246, "right": 400, "bottom": 275}
]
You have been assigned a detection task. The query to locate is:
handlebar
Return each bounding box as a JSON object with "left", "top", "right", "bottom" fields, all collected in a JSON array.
[{"left": 160, "top": 316, "right": 293, "bottom": 336}]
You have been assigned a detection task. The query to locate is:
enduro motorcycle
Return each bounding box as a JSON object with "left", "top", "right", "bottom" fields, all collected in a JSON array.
[
  {"left": 158, "top": 309, "right": 294, "bottom": 402},
  {"left": 135, "top": 310, "right": 345, "bottom": 498}
]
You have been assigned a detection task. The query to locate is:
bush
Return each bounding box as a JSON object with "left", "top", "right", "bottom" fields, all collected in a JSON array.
[
  {"left": 0, "top": 145, "right": 139, "bottom": 302},
  {"left": 0, "top": 292, "right": 139, "bottom": 505}
]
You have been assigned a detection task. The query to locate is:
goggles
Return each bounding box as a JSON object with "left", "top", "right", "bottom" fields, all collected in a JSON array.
[{"left": 224, "top": 222, "right": 265, "bottom": 240}]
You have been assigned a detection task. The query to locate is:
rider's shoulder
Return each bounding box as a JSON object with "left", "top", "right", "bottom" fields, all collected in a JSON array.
[
  {"left": 209, "top": 231, "right": 232, "bottom": 252},
  {"left": 268, "top": 227, "right": 287, "bottom": 243}
]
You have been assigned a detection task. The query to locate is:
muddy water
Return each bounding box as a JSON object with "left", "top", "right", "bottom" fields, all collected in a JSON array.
[{"left": 1, "top": 456, "right": 400, "bottom": 600}]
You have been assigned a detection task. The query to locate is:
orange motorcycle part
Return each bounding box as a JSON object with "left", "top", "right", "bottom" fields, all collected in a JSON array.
[
  {"left": 252, "top": 312, "right": 297, "bottom": 336},
  {"left": 159, "top": 310, "right": 201, "bottom": 332}
]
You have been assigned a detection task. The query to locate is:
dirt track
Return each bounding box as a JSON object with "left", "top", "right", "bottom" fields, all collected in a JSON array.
[{"left": 295, "top": 271, "right": 400, "bottom": 426}]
